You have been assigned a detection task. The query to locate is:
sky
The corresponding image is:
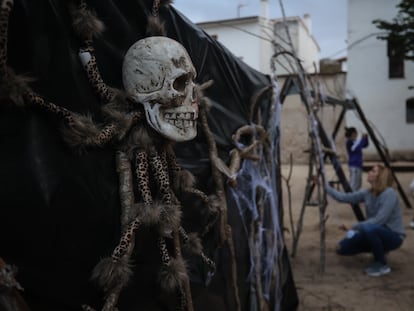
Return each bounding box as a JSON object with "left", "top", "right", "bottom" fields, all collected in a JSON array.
[{"left": 172, "top": 0, "right": 348, "bottom": 59}]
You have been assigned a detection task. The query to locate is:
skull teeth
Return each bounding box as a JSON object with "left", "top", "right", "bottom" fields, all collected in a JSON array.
[
  {"left": 164, "top": 112, "right": 196, "bottom": 121},
  {"left": 167, "top": 119, "right": 195, "bottom": 129}
]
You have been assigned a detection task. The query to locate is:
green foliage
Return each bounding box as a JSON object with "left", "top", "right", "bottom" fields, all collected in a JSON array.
[{"left": 372, "top": 0, "right": 414, "bottom": 60}]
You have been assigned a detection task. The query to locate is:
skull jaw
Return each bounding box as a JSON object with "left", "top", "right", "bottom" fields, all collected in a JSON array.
[{"left": 143, "top": 102, "right": 197, "bottom": 142}]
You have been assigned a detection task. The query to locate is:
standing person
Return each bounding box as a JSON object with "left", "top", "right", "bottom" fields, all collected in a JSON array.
[
  {"left": 345, "top": 127, "right": 369, "bottom": 191},
  {"left": 325, "top": 164, "right": 405, "bottom": 277}
]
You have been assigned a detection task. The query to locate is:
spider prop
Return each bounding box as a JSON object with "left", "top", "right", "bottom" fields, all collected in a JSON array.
[
  {"left": 0, "top": 0, "right": 293, "bottom": 310},
  {"left": 0, "top": 0, "right": 220, "bottom": 310}
]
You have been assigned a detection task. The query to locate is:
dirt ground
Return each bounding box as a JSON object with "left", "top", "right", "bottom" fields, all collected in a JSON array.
[{"left": 281, "top": 164, "right": 414, "bottom": 311}]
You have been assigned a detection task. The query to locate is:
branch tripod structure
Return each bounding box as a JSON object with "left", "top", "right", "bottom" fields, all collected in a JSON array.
[
  {"left": 279, "top": 75, "right": 412, "bottom": 274},
  {"left": 291, "top": 133, "right": 328, "bottom": 273}
]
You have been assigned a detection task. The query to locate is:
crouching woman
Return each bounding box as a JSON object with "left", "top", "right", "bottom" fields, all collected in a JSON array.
[{"left": 325, "top": 164, "right": 405, "bottom": 276}]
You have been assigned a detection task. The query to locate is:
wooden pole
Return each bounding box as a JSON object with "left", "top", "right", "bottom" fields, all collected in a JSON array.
[{"left": 351, "top": 98, "right": 412, "bottom": 209}]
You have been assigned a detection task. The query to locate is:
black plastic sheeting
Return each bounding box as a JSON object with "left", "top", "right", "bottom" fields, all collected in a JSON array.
[{"left": 0, "top": 0, "right": 298, "bottom": 310}]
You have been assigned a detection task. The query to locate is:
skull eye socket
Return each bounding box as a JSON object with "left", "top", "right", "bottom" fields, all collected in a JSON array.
[{"left": 173, "top": 74, "right": 190, "bottom": 92}]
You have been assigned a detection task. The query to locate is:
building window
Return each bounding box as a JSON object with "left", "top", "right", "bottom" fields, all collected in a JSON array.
[
  {"left": 407, "top": 98, "right": 414, "bottom": 123},
  {"left": 387, "top": 38, "right": 404, "bottom": 78}
]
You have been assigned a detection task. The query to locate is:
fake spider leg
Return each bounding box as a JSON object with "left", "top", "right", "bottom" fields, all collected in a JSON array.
[
  {"left": 135, "top": 150, "right": 188, "bottom": 304},
  {"left": 78, "top": 43, "right": 115, "bottom": 104},
  {"left": 91, "top": 203, "right": 140, "bottom": 309},
  {"left": 178, "top": 227, "right": 216, "bottom": 273},
  {"left": 135, "top": 150, "right": 154, "bottom": 207},
  {"left": 165, "top": 146, "right": 220, "bottom": 237},
  {"left": 158, "top": 236, "right": 189, "bottom": 311},
  {"left": 99, "top": 218, "right": 141, "bottom": 311},
  {"left": 165, "top": 145, "right": 219, "bottom": 258},
  {"left": 24, "top": 91, "right": 128, "bottom": 149},
  {"left": 68, "top": 0, "right": 113, "bottom": 104},
  {"left": 164, "top": 145, "right": 181, "bottom": 182},
  {"left": 65, "top": 0, "right": 142, "bottom": 148},
  {"left": 148, "top": 147, "right": 173, "bottom": 206},
  {"left": 164, "top": 144, "right": 218, "bottom": 273},
  {"left": 91, "top": 152, "right": 152, "bottom": 311},
  {"left": 147, "top": 147, "right": 193, "bottom": 311},
  {"left": 0, "top": 0, "right": 12, "bottom": 75},
  {"left": 25, "top": 91, "right": 129, "bottom": 148},
  {"left": 110, "top": 222, "right": 141, "bottom": 272},
  {"left": 90, "top": 153, "right": 145, "bottom": 311}
]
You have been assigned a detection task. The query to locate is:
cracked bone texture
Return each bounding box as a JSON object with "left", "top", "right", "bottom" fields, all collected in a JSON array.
[{"left": 122, "top": 36, "right": 198, "bottom": 142}]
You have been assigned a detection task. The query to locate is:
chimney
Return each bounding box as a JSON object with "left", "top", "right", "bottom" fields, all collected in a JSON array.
[
  {"left": 260, "top": 0, "right": 269, "bottom": 19},
  {"left": 303, "top": 13, "right": 312, "bottom": 34}
]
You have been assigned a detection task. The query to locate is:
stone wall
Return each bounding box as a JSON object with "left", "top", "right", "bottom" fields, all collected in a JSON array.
[{"left": 278, "top": 73, "right": 348, "bottom": 165}]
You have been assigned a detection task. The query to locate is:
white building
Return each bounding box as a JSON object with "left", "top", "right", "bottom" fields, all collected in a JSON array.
[
  {"left": 196, "top": 10, "right": 320, "bottom": 76},
  {"left": 197, "top": 16, "right": 274, "bottom": 74},
  {"left": 346, "top": 0, "right": 414, "bottom": 160}
]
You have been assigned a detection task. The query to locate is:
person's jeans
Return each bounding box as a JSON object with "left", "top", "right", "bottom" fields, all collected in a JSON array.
[
  {"left": 349, "top": 166, "right": 362, "bottom": 191},
  {"left": 337, "top": 223, "right": 404, "bottom": 264}
]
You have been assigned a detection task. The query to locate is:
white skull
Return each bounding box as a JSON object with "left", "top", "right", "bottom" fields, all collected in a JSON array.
[{"left": 122, "top": 36, "right": 198, "bottom": 142}]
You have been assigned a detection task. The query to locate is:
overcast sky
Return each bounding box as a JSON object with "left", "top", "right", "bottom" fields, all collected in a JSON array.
[{"left": 172, "top": 0, "right": 347, "bottom": 59}]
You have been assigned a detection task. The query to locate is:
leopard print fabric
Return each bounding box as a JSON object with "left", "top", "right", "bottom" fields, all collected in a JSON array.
[
  {"left": 135, "top": 151, "right": 153, "bottom": 207},
  {"left": 157, "top": 236, "right": 171, "bottom": 267},
  {"left": 149, "top": 148, "right": 173, "bottom": 206},
  {"left": 79, "top": 45, "right": 114, "bottom": 104},
  {"left": 111, "top": 218, "right": 141, "bottom": 262},
  {"left": 24, "top": 91, "right": 76, "bottom": 125},
  {"left": 0, "top": 0, "right": 12, "bottom": 73}
]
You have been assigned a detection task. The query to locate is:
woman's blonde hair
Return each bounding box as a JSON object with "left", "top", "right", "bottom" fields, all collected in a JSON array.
[{"left": 371, "top": 164, "right": 393, "bottom": 195}]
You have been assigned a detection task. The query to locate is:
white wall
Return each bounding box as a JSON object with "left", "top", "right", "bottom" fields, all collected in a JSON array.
[
  {"left": 199, "top": 16, "right": 319, "bottom": 76},
  {"left": 201, "top": 19, "right": 263, "bottom": 72},
  {"left": 273, "top": 20, "right": 299, "bottom": 75},
  {"left": 347, "top": 0, "right": 414, "bottom": 159},
  {"left": 260, "top": 19, "right": 274, "bottom": 74},
  {"left": 298, "top": 20, "right": 320, "bottom": 73},
  {"left": 273, "top": 17, "right": 319, "bottom": 75}
]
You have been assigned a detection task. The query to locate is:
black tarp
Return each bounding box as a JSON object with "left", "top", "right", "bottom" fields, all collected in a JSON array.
[{"left": 0, "top": 0, "right": 298, "bottom": 310}]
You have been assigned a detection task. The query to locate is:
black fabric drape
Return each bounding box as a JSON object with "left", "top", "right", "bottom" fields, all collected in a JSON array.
[{"left": 0, "top": 1, "right": 298, "bottom": 310}]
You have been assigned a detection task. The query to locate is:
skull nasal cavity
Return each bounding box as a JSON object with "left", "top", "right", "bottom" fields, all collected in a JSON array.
[{"left": 173, "top": 74, "right": 189, "bottom": 92}]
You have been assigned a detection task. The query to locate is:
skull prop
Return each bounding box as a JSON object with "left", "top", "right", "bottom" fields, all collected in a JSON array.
[{"left": 122, "top": 36, "right": 198, "bottom": 142}]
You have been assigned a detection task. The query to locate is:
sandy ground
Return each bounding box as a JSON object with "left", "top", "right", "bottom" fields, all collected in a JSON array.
[{"left": 281, "top": 164, "right": 414, "bottom": 311}]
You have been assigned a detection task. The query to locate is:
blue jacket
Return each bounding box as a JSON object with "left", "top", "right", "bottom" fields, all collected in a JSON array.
[{"left": 346, "top": 135, "right": 369, "bottom": 168}]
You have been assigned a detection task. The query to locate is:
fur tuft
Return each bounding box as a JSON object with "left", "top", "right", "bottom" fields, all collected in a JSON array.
[
  {"left": 91, "top": 256, "right": 132, "bottom": 292},
  {"left": 69, "top": 2, "right": 105, "bottom": 39},
  {"left": 123, "top": 124, "right": 154, "bottom": 155},
  {"left": 146, "top": 15, "right": 166, "bottom": 36},
  {"left": 101, "top": 92, "right": 136, "bottom": 140},
  {"left": 61, "top": 113, "right": 102, "bottom": 148},
  {"left": 135, "top": 202, "right": 162, "bottom": 225},
  {"left": 182, "top": 232, "right": 203, "bottom": 255},
  {"left": 159, "top": 204, "right": 182, "bottom": 237},
  {"left": 158, "top": 257, "right": 187, "bottom": 292},
  {"left": 0, "top": 69, "right": 33, "bottom": 108}
]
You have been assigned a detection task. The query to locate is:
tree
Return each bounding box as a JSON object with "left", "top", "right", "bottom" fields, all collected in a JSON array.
[{"left": 372, "top": 0, "right": 414, "bottom": 60}]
